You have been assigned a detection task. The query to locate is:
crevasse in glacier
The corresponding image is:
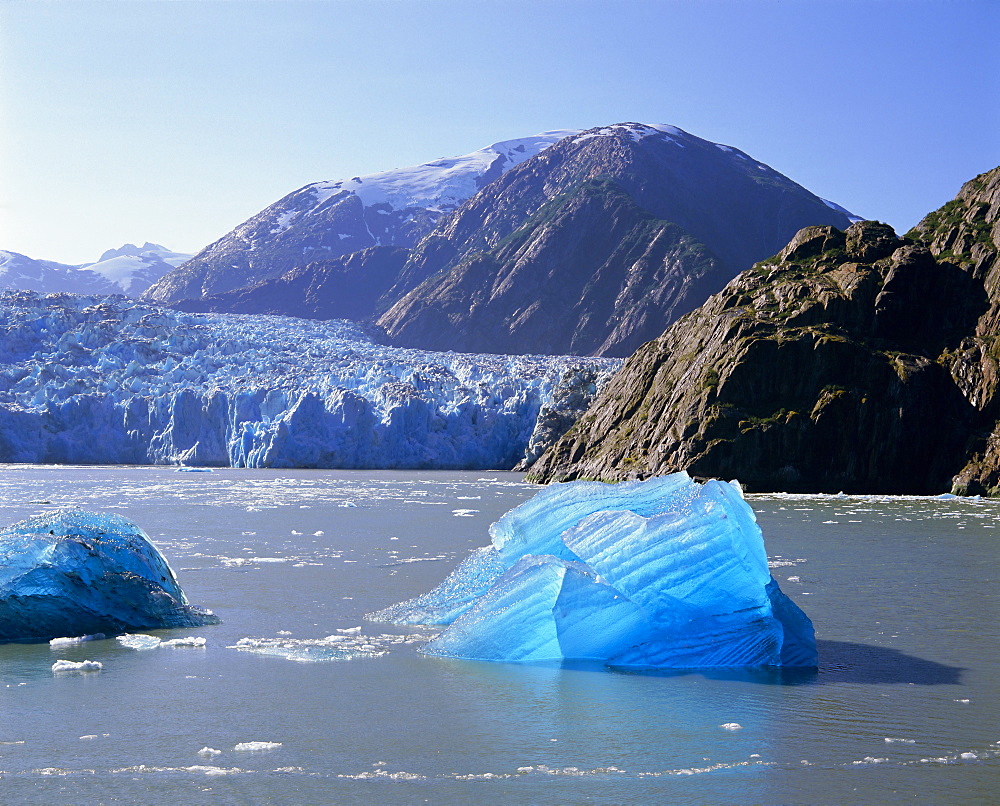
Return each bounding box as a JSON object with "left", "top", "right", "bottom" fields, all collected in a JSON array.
[
  {"left": 369, "top": 472, "right": 816, "bottom": 669},
  {"left": 0, "top": 292, "right": 619, "bottom": 469},
  {"left": 0, "top": 510, "right": 219, "bottom": 641}
]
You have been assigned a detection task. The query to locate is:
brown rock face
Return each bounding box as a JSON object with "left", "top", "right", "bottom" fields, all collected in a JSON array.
[
  {"left": 528, "top": 173, "right": 1000, "bottom": 493},
  {"left": 909, "top": 168, "right": 1000, "bottom": 493}
]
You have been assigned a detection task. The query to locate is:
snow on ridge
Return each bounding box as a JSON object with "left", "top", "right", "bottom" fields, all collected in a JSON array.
[
  {"left": 309, "top": 129, "right": 581, "bottom": 213},
  {"left": 571, "top": 122, "right": 688, "bottom": 145},
  {"left": 822, "top": 198, "right": 865, "bottom": 223}
]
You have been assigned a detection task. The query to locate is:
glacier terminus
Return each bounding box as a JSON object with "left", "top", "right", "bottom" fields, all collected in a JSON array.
[{"left": 0, "top": 291, "right": 619, "bottom": 468}]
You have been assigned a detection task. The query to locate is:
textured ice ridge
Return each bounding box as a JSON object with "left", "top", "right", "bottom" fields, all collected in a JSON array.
[
  {"left": 369, "top": 472, "right": 817, "bottom": 669},
  {"left": 0, "top": 291, "right": 619, "bottom": 468},
  {"left": 0, "top": 510, "right": 218, "bottom": 642}
]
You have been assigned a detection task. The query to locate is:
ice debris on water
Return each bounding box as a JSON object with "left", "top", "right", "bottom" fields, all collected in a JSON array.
[
  {"left": 0, "top": 510, "right": 219, "bottom": 642},
  {"left": 233, "top": 741, "right": 282, "bottom": 752},
  {"left": 50, "top": 634, "right": 105, "bottom": 647},
  {"left": 117, "top": 633, "right": 162, "bottom": 651},
  {"left": 52, "top": 659, "right": 102, "bottom": 673},
  {"left": 370, "top": 472, "right": 817, "bottom": 669}
]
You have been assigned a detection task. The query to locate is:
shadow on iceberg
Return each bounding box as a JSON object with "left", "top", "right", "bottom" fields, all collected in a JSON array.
[
  {"left": 0, "top": 510, "right": 219, "bottom": 643},
  {"left": 369, "top": 472, "right": 817, "bottom": 670}
]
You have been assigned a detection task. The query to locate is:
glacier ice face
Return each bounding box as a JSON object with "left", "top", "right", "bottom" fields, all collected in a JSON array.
[
  {"left": 0, "top": 510, "right": 219, "bottom": 642},
  {"left": 0, "top": 291, "right": 619, "bottom": 468},
  {"left": 373, "top": 472, "right": 816, "bottom": 669}
]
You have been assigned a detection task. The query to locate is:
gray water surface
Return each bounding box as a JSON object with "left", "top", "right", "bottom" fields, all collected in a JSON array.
[{"left": 0, "top": 466, "right": 996, "bottom": 804}]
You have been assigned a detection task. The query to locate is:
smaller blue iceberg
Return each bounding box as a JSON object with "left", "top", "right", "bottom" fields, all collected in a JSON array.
[
  {"left": 369, "top": 473, "right": 816, "bottom": 669},
  {"left": 0, "top": 510, "right": 219, "bottom": 642}
]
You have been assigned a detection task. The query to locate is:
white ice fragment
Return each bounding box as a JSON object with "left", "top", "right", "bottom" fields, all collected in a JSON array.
[
  {"left": 721, "top": 723, "right": 743, "bottom": 731},
  {"left": 338, "top": 502, "right": 358, "bottom": 508},
  {"left": 198, "top": 747, "right": 223, "bottom": 757},
  {"left": 52, "top": 659, "right": 102, "bottom": 672},
  {"left": 233, "top": 741, "right": 282, "bottom": 752},
  {"left": 161, "top": 636, "right": 206, "bottom": 648},
  {"left": 50, "top": 633, "right": 105, "bottom": 647},
  {"left": 117, "top": 633, "right": 162, "bottom": 650}
]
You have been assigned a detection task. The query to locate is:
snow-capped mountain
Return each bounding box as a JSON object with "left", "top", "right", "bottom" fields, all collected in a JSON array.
[
  {"left": 142, "top": 130, "right": 581, "bottom": 304},
  {"left": 0, "top": 291, "right": 619, "bottom": 468},
  {"left": 83, "top": 243, "right": 192, "bottom": 296},
  {"left": 0, "top": 250, "right": 115, "bottom": 295},
  {"left": 1, "top": 243, "right": 191, "bottom": 297}
]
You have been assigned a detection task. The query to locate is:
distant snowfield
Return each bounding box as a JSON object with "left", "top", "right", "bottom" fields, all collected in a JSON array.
[
  {"left": 0, "top": 292, "right": 619, "bottom": 469},
  {"left": 1, "top": 243, "right": 191, "bottom": 297}
]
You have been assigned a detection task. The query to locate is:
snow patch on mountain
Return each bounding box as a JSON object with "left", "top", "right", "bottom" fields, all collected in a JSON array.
[{"left": 309, "top": 130, "right": 582, "bottom": 213}]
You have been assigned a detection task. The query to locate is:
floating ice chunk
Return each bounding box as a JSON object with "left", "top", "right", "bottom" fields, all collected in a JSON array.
[
  {"left": 338, "top": 502, "right": 358, "bottom": 508},
  {"left": 721, "top": 723, "right": 743, "bottom": 731},
  {"left": 52, "top": 659, "right": 102, "bottom": 672},
  {"left": 198, "top": 747, "right": 223, "bottom": 757},
  {"left": 50, "top": 633, "right": 105, "bottom": 647},
  {"left": 161, "top": 636, "right": 206, "bottom": 648},
  {"left": 117, "top": 633, "right": 162, "bottom": 650},
  {"left": 233, "top": 741, "right": 282, "bottom": 752},
  {"left": 0, "top": 510, "right": 219, "bottom": 641},
  {"left": 380, "top": 473, "right": 816, "bottom": 669}
]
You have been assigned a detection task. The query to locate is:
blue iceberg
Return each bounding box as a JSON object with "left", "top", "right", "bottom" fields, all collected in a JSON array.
[
  {"left": 370, "top": 472, "right": 816, "bottom": 669},
  {"left": 0, "top": 510, "right": 219, "bottom": 642}
]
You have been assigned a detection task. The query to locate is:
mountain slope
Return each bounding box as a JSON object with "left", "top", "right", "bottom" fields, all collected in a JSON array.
[
  {"left": 526, "top": 218, "right": 988, "bottom": 492},
  {"left": 377, "top": 123, "right": 857, "bottom": 356},
  {"left": 142, "top": 131, "right": 579, "bottom": 305}
]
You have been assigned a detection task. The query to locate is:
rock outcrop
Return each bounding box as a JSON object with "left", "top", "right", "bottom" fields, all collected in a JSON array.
[{"left": 528, "top": 166, "right": 1000, "bottom": 494}]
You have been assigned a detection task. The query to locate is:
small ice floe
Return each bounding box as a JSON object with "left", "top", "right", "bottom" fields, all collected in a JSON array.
[
  {"left": 884, "top": 737, "right": 916, "bottom": 744},
  {"left": 337, "top": 626, "right": 362, "bottom": 634},
  {"left": 786, "top": 576, "right": 800, "bottom": 582},
  {"left": 175, "top": 466, "right": 214, "bottom": 473},
  {"left": 457, "top": 496, "right": 481, "bottom": 500},
  {"left": 338, "top": 501, "right": 358, "bottom": 508},
  {"left": 161, "top": 636, "right": 206, "bottom": 648},
  {"left": 198, "top": 747, "right": 223, "bottom": 757},
  {"left": 233, "top": 741, "right": 282, "bottom": 752},
  {"left": 720, "top": 723, "right": 743, "bottom": 731},
  {"left": 50, "top": 633, "right": 105, "bottom": 647},
  {"left": 52, "top": 659, "right": 102, "bottom": 673},
  {"left": 313, "top": 530, "right": 325, "bottom": 536},
  {"left": 451, "top": 509, "right": 479, "bottom": 517},
  {"left": 955, "top": 698, "right": 971, "bottom": 703},
  {"left": 117, "top": 633, "right": 162, "bottom": 650}
]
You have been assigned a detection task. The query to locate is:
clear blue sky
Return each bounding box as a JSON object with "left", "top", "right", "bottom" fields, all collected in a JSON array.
[{"left": 1, "top": 0, "right": 997, "bottom": 265}]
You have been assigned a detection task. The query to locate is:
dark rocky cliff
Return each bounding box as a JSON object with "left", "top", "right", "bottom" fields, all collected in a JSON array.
[{"left": 528, "top": 167, "right": 1000, "bottom": 493}]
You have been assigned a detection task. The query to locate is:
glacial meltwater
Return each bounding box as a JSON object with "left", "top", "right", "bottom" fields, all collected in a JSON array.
[{"left": 0, "top": 466, "right": 996, "bottom": 804}]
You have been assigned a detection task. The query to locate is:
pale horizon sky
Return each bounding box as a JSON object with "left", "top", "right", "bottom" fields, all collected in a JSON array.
[{"left": 1, "top": 0, "right": 997, "bottom": 265}]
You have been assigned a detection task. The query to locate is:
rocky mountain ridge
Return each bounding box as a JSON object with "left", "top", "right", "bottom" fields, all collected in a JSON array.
[
  {"left": 142, "top": 131, "right": 579, "bottom": 305},
  {"left": 155, "top": 123, "right": 857, "bottom": 358},
  {"left": 528, "top": 166, "right": 1000, "bottom": 493}
]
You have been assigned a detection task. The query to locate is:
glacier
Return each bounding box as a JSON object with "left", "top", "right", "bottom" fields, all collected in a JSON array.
[
  {"left": 369, "top": 472, "right": 816, "bottom": 669},
  {"left": 0, "top": 291, "right": 619, "bottom": 468},
  {"left": 0, "top": 510, "right": 218, "bottom": 642}
]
